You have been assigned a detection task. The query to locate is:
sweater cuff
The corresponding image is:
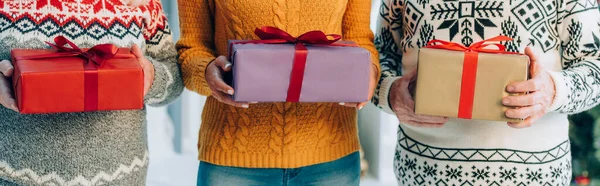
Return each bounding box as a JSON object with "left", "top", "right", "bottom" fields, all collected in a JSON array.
[
  {"left": 378, "top": 77, "right": 402, "bottom": 115},
  {"left": 547, "top": 71, "right": 568, "bottom": 112},
  {"left": 144, "top": 55, "right": 184, "bottom": 106},
  {"left": 180, "top": 55, "right": 215, "bottom": 96}
]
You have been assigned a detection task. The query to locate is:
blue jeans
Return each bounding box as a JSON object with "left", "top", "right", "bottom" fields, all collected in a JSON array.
[{"left": 197, "top": 152, "right": 360, "bottom": 186}]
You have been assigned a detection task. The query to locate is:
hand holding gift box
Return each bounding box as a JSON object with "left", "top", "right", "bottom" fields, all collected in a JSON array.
[
  {"left": 9, "top": 36, "right": 146, "bottom": 114},
  {"left": 501, "top": 47, "right": 557, "bottom": 128},
  {"left": 0, "top": 59, "right": 18, "bottom": 112},
  {"left": 414, "top": 36, "right": 530, "bottom": 122}
]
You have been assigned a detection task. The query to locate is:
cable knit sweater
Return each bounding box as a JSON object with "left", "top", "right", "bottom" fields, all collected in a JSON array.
[
  {"left": 177, "top": 0, "right": 380, "bottom": 168},
  {"left": 0, "top": 1, "right": 183, "bottom": 185}
]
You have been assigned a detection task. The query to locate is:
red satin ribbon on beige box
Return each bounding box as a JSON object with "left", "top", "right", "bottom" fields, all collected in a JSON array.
[{"left": 423, "top": 36, "right": 522, "bottom": 120}]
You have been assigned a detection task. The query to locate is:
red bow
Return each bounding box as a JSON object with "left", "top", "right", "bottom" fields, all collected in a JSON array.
[
  {"left": 425, "top": 36, "right": 517, "bottom": 54},
  {"left": 253, "top": 26, "right": 342, "bottom": 45},
  {"left": 424, "top": 36, "right": 518, "bottom": 119},
  {"left": 15, "top": 36, "right": 121, "bottom": 67},
  {"left": 229, "top": 26, "right": 356, "bottom": 102},
  {"left": 44, "top": 36, "right": 119, "bottom": 67}
]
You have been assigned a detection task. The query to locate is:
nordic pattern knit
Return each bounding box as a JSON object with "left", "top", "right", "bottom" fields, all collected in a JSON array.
[
  {"left": 0, "top": 0, "right": 183, "bottom": 185},
  {"left": 373, "top": 0, "right": 600, "bottom": 185},
  {"left": 176, "top": 0, "right": 380, "bottom": 168}
]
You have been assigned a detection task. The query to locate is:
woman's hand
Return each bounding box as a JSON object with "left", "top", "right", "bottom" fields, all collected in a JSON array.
[
  {"left": 131, "top": 44, "right": 155, "bottom": 96},
  {"left": 0, "top": 60, "right": 17, "bottom": 112},
  {"left": 340, "top": 65, "right": 378, "bottom": 110},
  {"left": 389, "top": 69, "right": 449, "bottom": 127},
  {"left": 503, "top": 47, "right": 555, "bottom": 128},
  {"left": 205, "top": 56, "right": 249, "bottom": 108}
]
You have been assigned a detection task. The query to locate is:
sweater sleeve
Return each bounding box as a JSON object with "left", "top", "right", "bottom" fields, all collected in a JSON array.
[
  {"left": 547, "top": 0, "right": 600, "bottom": 114},
  {"left": 142, "top": 0, "right": 184, "bottom": 106},
  {"left": 342, "top": 0, "right": 381, "bottom": 93},
  {"left": 176, "top": 0, "right": 217, "bottom": 96},
  {"left": 372, "top": 0, "right": 403, "bottom": 114}
]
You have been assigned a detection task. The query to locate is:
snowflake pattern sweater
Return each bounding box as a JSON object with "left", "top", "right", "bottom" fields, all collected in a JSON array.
[
  {"left": 177, "top": 0, "right": 380, "bottom": 168},
  {"left": 373, "top": 0, "right": 600, "bottom": 185},
  {"left": 0, "top": 1, "right": 183, "bottom": 185}
]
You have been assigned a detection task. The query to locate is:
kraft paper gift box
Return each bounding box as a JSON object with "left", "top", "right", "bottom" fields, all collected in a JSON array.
[
  {"left": 10, "top": 36, "right": 144, "bottom": 114},
  {"left": 414, "top": 37, "right": 529, "bottom": 122},
  {"left": 228, "top": 27, "right": 372, "bottom": 102}
]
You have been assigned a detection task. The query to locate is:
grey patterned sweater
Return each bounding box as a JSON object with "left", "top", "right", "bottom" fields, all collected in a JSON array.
[{"left": 0, "top": 1, "right": 183, "bottom": 185}]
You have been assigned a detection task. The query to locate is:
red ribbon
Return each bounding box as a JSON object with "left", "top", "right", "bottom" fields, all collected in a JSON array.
[
  {"left": 425, "top": 36, "right": 517, "bottom": 119},
  {"left": 229, "top": 26, "right": 357, "bottom": 102},
  {"left": 14, "top": 36, "right": 126, "bottom": 112}
]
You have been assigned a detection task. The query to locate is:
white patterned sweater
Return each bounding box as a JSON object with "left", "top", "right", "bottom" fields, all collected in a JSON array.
[
  {"left": 373, "top": 0, "right": 600, "bottom": 185},
  {"left": 0, "top": 1, "right": 183, "bottom": 186}
]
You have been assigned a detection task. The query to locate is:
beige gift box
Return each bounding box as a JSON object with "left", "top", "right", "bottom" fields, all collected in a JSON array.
[{"left": 414, "top": 48, "right": 530, "bottom": 122}]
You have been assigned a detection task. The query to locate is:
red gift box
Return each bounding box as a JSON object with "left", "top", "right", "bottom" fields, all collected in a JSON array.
[{"left": 10, "top": 36, "right": 144, "bottom": 114}]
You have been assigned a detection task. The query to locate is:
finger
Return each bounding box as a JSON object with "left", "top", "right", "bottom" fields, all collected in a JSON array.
[
  {"left": 507, "top": 78, "right": 542, "bottom": 93},
  {"left": 404, "top": 120, "right": 445, "bottom": 128},
  {"left": 214, "top": 56, "right": 232, "bottom": 72},
  {"left": 207, "top": 66, "right": 235, "bottom": 95},
  {"left": 212, "top": 89, "right": 249, "bottom": 108},
  {"left": 403, "top": 68, "right": 418, "bottom": 81},
  {"left": 339, "top": 102, "right": 360, "bottom": 108},
  {"left": 398, "top": 81, "right": 415, "bottom": 112},
  {"left": 502, "top": 92, "right": 544, "bottom": 107},
  {"left": 127, "top": 0, "right": 150, "bottom": 6},
  {"left": 357, "top": 101, "right": 369, "bottom": 110},
  {"left": 507, "top": 115, "right": 541, "bottom": 129},
  {"left": 130, "top": 45, "right": 154, "bottom": 96},
  {"left": 0, "top": 75, "right": 17, "bottom": 111},
  {"left": 524, "top": 47, "right": 540, "bottom": 76},
  {"left": 505, "top": 104, "right": 545, "bottom": 119},
  {"left": 143, "top": 74, "right": 153, "bottom": 96},
  {"left": 0, "top": 60, "right": 13, "bottom": 77},
  {"left": 131, "top": 44, "right": 144, "bottom": 59},
  {"left": 403, "top": 96, "right": 415, "bottom": 113}
]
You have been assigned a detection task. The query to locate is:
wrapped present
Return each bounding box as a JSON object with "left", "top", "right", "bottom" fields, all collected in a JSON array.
[
  {"left": 415, "top": 36, "right": 529, "bottom": 122},
  {"left": 228, "top": 26, "right": 371, "bottom": 102},
  {"left": 229, "top": 27, "right": 371, "bottom": 102},
  {"left": 11, "top": 36, "right": 144, "bottom": 114}
]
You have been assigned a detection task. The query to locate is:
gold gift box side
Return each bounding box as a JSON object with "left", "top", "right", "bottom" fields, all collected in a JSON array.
[
  {"left": 415, "top": 48, "right": 464, "bottom": 118},
  {"left": 473, "top": 53, "right": 529, "bottom": 122}
]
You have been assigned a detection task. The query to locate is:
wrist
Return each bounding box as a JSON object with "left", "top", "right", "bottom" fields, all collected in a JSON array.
[
  {"left": 204, "top": 57, "right": 218, "bottom": 77},
  {"left": 546, "top": 71, "right": 568, "bottom": 112},
  {"left": 379, "top": 76, "right": 402, "bottom": 114},
  {"left": 388, "top": 79, "right": 401, "bottom": 112},
  {"left": 372, "top": 64, "right": 379, "bottom": 80}
]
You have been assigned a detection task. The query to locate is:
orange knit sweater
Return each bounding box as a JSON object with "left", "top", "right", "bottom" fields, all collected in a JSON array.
[{"left": 176, "top": 0, "right": 380, "bottom": 168}]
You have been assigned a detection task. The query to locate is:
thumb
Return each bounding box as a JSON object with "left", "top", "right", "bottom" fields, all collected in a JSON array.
[
  {"left": 403, "top": 68, "right": 418, "bottom": 80},
  {"left": 357, "top": 102, "right": 368, "bottom": 110},
  {"left": 524, "top": 47, "right": 541, "bottom": 76},
  {"left": 0, "top": 60, "right": 13, "bottom": 77},
  {"left": 131, "top": 44, "right": 144, "bottom": 59}
]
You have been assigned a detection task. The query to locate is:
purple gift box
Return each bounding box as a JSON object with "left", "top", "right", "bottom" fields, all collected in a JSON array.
[{"left": 229, "top": 41, "right": 372, "bottom": 102}]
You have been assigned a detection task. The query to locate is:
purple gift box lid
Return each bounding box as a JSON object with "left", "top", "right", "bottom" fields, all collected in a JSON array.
[{"left": 229, "top": 41, "right": 372, "bottom": 103}]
